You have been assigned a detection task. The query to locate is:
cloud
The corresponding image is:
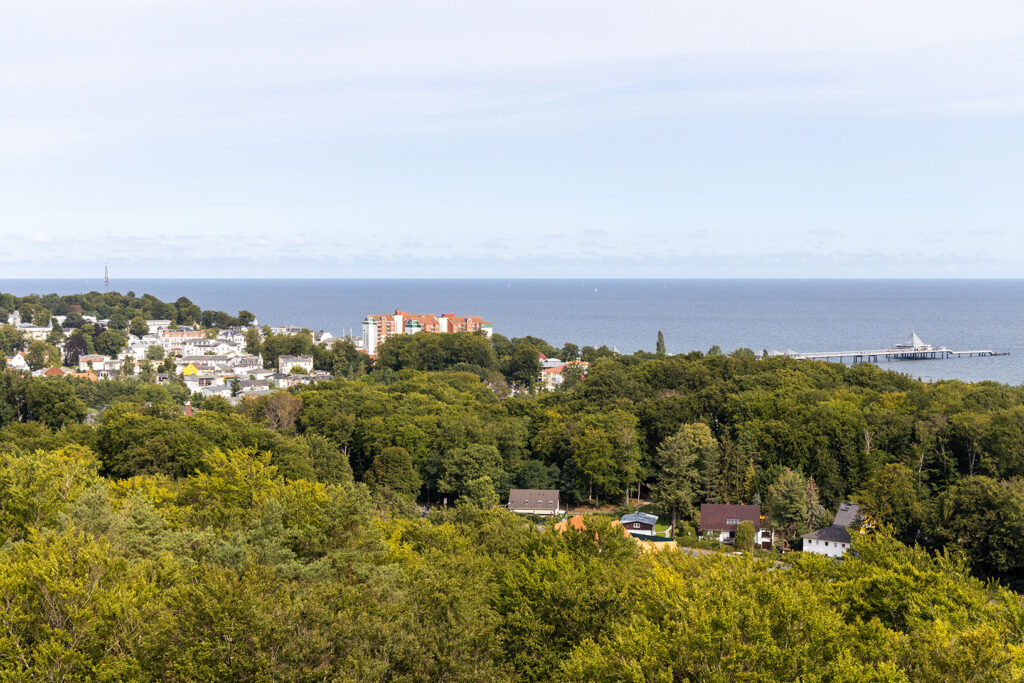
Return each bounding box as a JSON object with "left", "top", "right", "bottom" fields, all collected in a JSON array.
[{"left": 2, "top": 2, "right": 1023, "bottom": 278}]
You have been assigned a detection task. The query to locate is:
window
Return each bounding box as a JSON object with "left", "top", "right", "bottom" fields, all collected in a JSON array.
[
  {"left": 633, "top": 523, "right": 640, "bottom": 529},
  {"left": 824, "top": 542, "right": 829, "bottom": 546},
  {"left": 726, "top": 518, "right": 740, "bottom": 526}
]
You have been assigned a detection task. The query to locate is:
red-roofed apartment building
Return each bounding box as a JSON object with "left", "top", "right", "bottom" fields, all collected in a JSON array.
[{"left": 362, "top": 310, "right": 493, "bottom": 355}]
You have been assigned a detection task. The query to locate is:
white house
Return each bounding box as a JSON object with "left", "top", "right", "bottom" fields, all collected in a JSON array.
[
  {"left": 801, "top": 527, "right": 854, "bottom": 558},
  {"left": 802, "top": 503, "right": 861, "bottom": 558},
  {"left": 278, "top": 355, "right": 314, "bottom": 374},
  {"left": 4, "top": 352, "right": 30, "bottom": 371},
  {"left": 15, "top": 322, "right": 54, "bottom": 341},
  {"left": 269, "top": 325, "right": 305, "bottom": 336},
  {"left": 79, "top": 354, "right": 119, "bottom": 372},
  {"left": 181, "top": 338, "right": 241, "bottom": 358},
  {"left": 699, "top": 504, "right": 775, "bottom": 549}
]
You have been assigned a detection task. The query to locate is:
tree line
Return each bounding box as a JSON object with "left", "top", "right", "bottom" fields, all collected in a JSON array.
[{"left": 4, "top": 325, "right": 1024, "bottom": 676}]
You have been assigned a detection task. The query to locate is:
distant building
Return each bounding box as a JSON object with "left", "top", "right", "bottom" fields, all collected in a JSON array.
[
  {"left": 699, "top": 504, "right": 774, "bottom": 548},
  {"left": 160, "top": 328, "right": 205, "bottom": 354},
  {"left": 620, "top": 512, "right": 658, "bottom": 536},
  {"left": 79, "top": 354, "right": 119, "bottom": 372},
  {"left": 362, "top": 310, "right": 493, "bottom": 355},
  {"left": 802, "top": 503, "right": 862, "bottom": 558},
  {"left": 538, "top": 359, "right": 590, "bottom": 391},
  {"left": 278, "top": 355, "right": 314, "bottom": 374},
  {"left": 507, "top": 489, "right": 561, "bottom": 517},
  {"left": 4, "top": 353, "right": 30, "bottom": 371}
]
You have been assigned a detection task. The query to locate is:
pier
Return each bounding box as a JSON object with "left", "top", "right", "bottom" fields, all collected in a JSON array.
[{"left": 780, "top": 332, "right": 1009, "bottom": 364}]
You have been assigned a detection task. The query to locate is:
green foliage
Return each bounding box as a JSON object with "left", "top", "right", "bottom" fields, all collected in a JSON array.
[
  {"left": 261, "top": 331, "right": 313, "bottom": 368},
  {"left": 366, "top": 446, "right": 421, "bottom": 497},
  {"left": 734, "top": 519, "right": 756, "bottom": 551},
  {"left": 858, "top": 462, "right": 927, "bottom": 541},
  {"left": 24, "top": 340, "right": 61, "bottom": 370},
  {"left": 767, "top": 467, "right": 811, "bottom": 541},
  {"left": 377, "top": 331, "right": 499, "bottom": 373},
  {"left": 129, "top": 315, "right": 149, "bottom": 337},
  {"left": 6, "top": 303, "right": 1024, "bottom": 677},
  {"left": 650, "top": 423, "right": 703, "bottom": 534},
  {"left": 929, "top": 476, "right": 1024, "bottom": 579},
  {"left": 0, "top": 324, "right": 26, "bottom": 355}
]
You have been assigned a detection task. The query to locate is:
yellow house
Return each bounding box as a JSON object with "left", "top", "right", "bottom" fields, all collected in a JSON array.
[{"left": 182, "top": 363, "right": 200, "bottom": 376}]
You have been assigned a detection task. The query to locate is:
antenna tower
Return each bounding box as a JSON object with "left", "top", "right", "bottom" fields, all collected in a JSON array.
[{"left": 104, "top": 264, "right": 109, "bottom": 291}]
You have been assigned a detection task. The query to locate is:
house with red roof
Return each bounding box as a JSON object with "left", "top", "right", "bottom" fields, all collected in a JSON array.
[{"left": 699, "top": 503, "right": 774, "bottom": 549}]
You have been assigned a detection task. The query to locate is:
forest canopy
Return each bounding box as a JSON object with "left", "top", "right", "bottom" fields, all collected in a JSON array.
[{"left": 3, "top": 304, "right": 1024, "bottom": 678}]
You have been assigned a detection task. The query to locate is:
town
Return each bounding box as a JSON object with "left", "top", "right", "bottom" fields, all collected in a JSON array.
[{"left": 1, "top": 297, "right": 599, "bottom": 400}]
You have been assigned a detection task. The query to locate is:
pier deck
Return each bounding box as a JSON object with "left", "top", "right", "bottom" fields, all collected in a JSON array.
[{"left": 780, "top": 332, "right": 1008, "bottom": 363}]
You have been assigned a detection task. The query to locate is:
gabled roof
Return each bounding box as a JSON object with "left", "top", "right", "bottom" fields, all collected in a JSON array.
[
  {"left": 833, "top": 502, "right": 861, "bottom": 529},
  {"left": 621, "top": 512, "right": 658, "bottom": 526},
  {"left": 699, "top": 504, "right": 762, "bottom": 531},
  {"left": 802, "top": 525, "right": 851, "bottom": 543},
  {"left": 507, "top": 489, "right": 559, "bottom": 510}
]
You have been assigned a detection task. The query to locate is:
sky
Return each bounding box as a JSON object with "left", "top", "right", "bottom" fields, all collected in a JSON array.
[{"left": 2, "top": 1, "right": 1024, "bottom": 278}]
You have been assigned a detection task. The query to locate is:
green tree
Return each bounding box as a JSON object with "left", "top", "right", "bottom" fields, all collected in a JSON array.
[
  {"left": 244, "top": 327, "right": 262, "bottom": 355},
  {"left": 650, "top": 423, "right": 705, "bottom": 536},
  {"left": 735, "top": 519, "right": 756, "bottom": 551},
  {"left": 0, "top": 324, "right": 26, "bottom": 355},
  {"left": 46, "top": 323, "right": 65, "bottom": 346},
  {"left": 459, "top": 475, "right": 499, "bottom": 508},
  {"left": 24, "top": 341, "right": 61, "bottom": 370},
  {"left": 23, "top": 380, "right": 88, "bottom": 428},
  {"left": 128, "top": 315, "right": 149, "bottom": 337},
  {"left": 365, "top": 446, "right": 420, "bottom": 497},
  {"left": 656, "top": 330, "right": 665, "bottom": 355},
  {"left": 94, "top": 328, "right": 129, "bottom": 356},
  {"left": 767, "top": 467, "right": 810, "bottom": 542},
  {"left": 505, "top": 343, "right": 541, "bottom": 390},
  {"left": 146, "top": 344, "right": 165, "bottom": 361},
  {"left": 560, "top": 342, "right": 580, "bottom": 361},
  {"left": 63, "top": 333, "right": 88, "bottom": 366},
  {"left": 437, "top": 444, "right": 507, "bottom": 503},
  {"left": 928, "top": 475, "right": 1024, "bottom": 579},
  {"left": 858, "top": 463, "right": 926, "bottom": 542}
]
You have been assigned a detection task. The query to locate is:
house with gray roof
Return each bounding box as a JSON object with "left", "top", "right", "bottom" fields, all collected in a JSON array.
[
  {"left": 802, "top": 503, "right": 861, "bottom": 558},
  {"left": 620, "top": 512, "right": 658, "bottom": 536},
  {"left": 507, "top": 489, "right": 560, "bottom": 516}
]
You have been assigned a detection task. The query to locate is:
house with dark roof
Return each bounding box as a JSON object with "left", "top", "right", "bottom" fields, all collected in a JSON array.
[
  {"left": 507, "top": 489, "right": 560, "bottom": 516},
  {"left": 620, "top": 512, "right": 658, "bottom": 536},
  {"left": 699, "top": 503, "right": 774, "bottom": 548},
  {"left": 802, "top": 503, "right": 861, "bottom": 558}
]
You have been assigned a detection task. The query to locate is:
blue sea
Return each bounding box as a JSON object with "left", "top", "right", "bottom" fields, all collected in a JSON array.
[{"left": 2, "top": 279, "right": 1022, "bottom": 385}]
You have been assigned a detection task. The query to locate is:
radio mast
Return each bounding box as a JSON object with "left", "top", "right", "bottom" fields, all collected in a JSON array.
[{"left": 104, "top": 264, "right": 109, "bottom": 291}]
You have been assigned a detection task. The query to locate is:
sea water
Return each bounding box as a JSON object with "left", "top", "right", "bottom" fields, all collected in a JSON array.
[{"left": 2, "top": 279, "right": 1021, "bottom": 385}]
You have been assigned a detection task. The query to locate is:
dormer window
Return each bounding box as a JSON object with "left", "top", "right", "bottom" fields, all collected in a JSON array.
[{"left": 726, "top": 518, "right": 740, "bottom": 526}]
